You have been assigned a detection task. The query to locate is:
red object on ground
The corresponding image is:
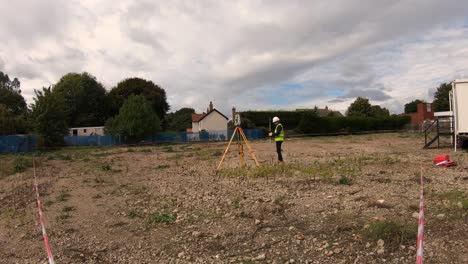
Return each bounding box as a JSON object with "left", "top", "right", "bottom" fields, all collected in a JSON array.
[{"left": 434, "top": 155, "right": 450, "bottom": 164}]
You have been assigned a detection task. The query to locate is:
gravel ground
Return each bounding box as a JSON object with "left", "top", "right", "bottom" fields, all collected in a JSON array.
[{"left": 0, "top": 133, "right": 467, "bottom": 263}]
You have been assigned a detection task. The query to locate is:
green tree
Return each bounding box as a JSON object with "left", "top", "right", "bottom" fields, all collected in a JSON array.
[
  {"left": 370, "top": 105, "right": 390, "bottom": 118},
  {"left": 105, "top": 95, "right": 161, "bottom": 141},
  {"left": 0, "top": 71, "right": 21, "bottom": 92},
  {"left": 165, "top": 107, "right": 195, "bottom": 132},
  {"left": 52, "top": 72, "right": 110, "bottom": 127},
  {"left": 31, "top": 87, "right": 69, "bottom": 147},
  {"left": 108, "top": 78, "right": 169, "bottom": 120},
  {"left": 0, "top": 71, "right": 27, "bottom": 115},
  {"left": 404, "top": 99, "right": 426, "bottom": 114},
  {"left": 432, "top": 82, "right": 451, "bottom": 112},
  {"left": 346, "top": 97, "right": 372, "bottom": 117}
]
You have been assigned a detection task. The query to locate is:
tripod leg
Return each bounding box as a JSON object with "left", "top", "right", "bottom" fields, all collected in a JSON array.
[
  {"left": 217, "top": 127, "right": 238, "bottom": 171},
  {"left": 239, "top": 128, "right": 260, "bottom": 167}
]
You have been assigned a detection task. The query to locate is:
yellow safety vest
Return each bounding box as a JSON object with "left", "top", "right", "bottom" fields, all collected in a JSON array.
[{"left": 274, "top": 123, "right": 284, "bottom": 142}]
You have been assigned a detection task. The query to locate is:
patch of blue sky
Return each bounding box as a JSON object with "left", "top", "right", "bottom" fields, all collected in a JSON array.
[{"left": 325, "top": 88, "right": 345, "bottom": 97}]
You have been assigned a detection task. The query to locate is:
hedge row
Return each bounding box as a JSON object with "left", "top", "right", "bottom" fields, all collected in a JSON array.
[
  {"left": 296, "top": 114, "right": 410, "bottom": 134},
  {"left": 239, "top": 110, "right": 310, "bottom": 128}
]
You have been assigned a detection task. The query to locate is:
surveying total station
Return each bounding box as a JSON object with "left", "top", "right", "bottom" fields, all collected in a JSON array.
[{"left": 217, "top": 114, "right": 259, "bottom": 171}]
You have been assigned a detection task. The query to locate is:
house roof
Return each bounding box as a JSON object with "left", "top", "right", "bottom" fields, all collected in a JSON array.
[
  {"left": 191, "top": 109, "right": 228, "bottom": 122},
  {"left": 191, "top": 113, "right": 206, "bottom": 122}
]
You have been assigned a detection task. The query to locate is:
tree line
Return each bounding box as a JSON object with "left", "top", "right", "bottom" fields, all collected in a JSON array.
[
  {"left": 0, "top": 71, "right": 195, "bottom": 146},
  {"left": 0, "top": 69, "right": 453, "bottom": 146}
]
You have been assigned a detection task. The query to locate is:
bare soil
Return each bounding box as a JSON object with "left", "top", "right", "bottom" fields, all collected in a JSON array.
[{"left": 0, "top": 133, "right": 467, "bottom": 264}]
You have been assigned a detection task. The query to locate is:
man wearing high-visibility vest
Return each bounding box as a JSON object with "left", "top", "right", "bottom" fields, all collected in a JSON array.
[{"left": 268, "top": 116, "right": 284, "bottom": 162}]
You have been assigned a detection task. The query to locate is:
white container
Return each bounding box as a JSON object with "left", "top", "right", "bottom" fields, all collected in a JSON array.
[{"left": 452, "top": 79, "right": 468, "bottom": 151}]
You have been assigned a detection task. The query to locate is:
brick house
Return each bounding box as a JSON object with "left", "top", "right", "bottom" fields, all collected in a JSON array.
[{"left": 403, "top": 103, "right": 434, "bottom": 125}]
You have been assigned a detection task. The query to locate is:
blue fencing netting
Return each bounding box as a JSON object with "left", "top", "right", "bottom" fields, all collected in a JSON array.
[
  {"left": 0, "top": 129, "right": 265, "bottom": 151},
  {"left": 64, "top": 135, "right": 120, "bottom": 146},
  {"left": 64, "top": 129, "right": 265, "bottom": 146},
  {"left": 0, "top": 135, "right": 37, "bottom": 154}
]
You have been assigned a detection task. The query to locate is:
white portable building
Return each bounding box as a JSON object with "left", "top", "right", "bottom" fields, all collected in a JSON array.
[{"left": 450, "top": 79, "right": 468, "bottom": 151}]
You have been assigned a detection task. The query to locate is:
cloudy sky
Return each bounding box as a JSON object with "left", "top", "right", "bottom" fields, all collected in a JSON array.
[{"left": 1, "top": 0, "right": 468, "bottom": 115}]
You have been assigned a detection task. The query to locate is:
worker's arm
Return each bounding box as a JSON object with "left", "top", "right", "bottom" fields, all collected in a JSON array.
[{"left": 271, "top": 125, "right": 282, "bottom": 137}]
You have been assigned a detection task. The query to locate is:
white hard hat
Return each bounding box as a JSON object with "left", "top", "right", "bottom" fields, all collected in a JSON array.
[{"left": 273, "top": 116, "right": 280, "bottom": 123}]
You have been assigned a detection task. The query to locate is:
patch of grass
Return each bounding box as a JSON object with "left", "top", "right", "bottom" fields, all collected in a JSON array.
[
  {"left": 162, "top": 146, "right": 175, "bottom": 153},
  {"left": 100, "top": 164, "right": 111, "bottom": 171},
  {"left": 147, "top": 212, "right": 177, "bottom": 225},
  {"left": 338, "top": 175, "right": 352, "bottom": 185},
  {"left": 168, "top": 153, "right": 183, "bottom": 160},
  {"left": 273, "top": 194, "right": 286, "bottom": 205},
  {"left": 435, "top": 190, "right": 468, "bottom": 215},
  {"left": 437, "top": 190, "right": 466, "bottom": 203},
  {"left": 232, "top": 197, "right": 242, "bottom": 209},
  {"left": 62, "top": 206, "right": 75, "bottom": 212},
  {"left": 56, "top": 192, "right": 71, "bottom": 202},
  {"left": 364, "top": 220, "right": 417, "bottom": 250},
  {"left": 155, "top": 165, "right": 170, "bottom": 170},
  {"left": 43, "top": 200, "right": 54, "bottom": 207},
  {"left": 13, "top": 156, "right": 32, "bottom": 173},
  {"left": 127, "top": 148, "right": 135, "bottom": 152},
  {"left": 57, "top": 214, "right": 72, "bottom": 220},
  {"left": 139, "top": 148, "right": 152, "bottom": 153},
  {"left": 127, "top": 210, "right": 138, "bottom": 219}
]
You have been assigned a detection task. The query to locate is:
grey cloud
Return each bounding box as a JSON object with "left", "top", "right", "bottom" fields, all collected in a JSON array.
[
  {"left": 10, "top": 63, "right": 42, "bottom": 80},
  {"left": 338, "top": 88, "right": 392, "bottom": 101},
  {"left": 0, "top": 1, "right": 78, "bottom": 47},
  {"left": 328, "top": 99, "right": 345, "bottom": 103}
]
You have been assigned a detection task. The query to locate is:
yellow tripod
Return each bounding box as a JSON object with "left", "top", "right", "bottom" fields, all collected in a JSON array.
[{"left": 217, "top": 126, "right": 259, "bottom": 171}]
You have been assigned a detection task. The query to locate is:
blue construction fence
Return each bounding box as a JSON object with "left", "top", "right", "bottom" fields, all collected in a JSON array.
[
  {"left": 65, "top": 129, "right": 264, "bottom": 146},
  {"left": 0, "top": 135, "right": 37, "bottom": 154}
]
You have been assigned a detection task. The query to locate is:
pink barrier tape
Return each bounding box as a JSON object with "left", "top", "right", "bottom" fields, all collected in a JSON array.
[
  {"left": 33, "top": 156, "right": 55, "bottom": 264},
  {"left": 416, "top": 167, "right": 424, "bottom": 264}
]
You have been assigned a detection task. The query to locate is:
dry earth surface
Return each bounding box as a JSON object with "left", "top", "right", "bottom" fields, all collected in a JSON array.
[{"left": 0, "top": 133, "right": 467, "bottom": 264}]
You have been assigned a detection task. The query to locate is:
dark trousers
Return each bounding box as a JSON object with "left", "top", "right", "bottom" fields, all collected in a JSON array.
[{"left": 275, "top": 141, "right": 283, "bottom": 161}]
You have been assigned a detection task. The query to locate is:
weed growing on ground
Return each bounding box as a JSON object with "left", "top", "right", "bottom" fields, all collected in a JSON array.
[
  {"left": 56, "top": 192, "right": 71, "bottom": 202},
  {"left": 155, "top": 165, "right": 170, "bottom": 170},
  {"left": 434, "top": 190, "right": 468, "bottom": 218},
  {"left": 163, "top": 146, "right": 175, "bottom": 153},
  {"left": 147, "top": 212, "right": 176, "bottom": 224},
  {"left": 13, "top": 156, "right": 32, "bottom": 173},
  {"left": 364, "top": 220, "right": 416, "bottom": 250},
  {"left": 127, "top": 210, "right": 138, "bottom": 219},
  {"left": 139, "top": 148, "right": 152, "bottom": 153},
  {"left": 232, "top": 197, "right": 242, "bottom": 209},
  {"left": 57, "top": 214, "right": 72, "bottom": 221},
  {"left": 62, "top": 206, "right": 75, "bottom": 212},
  {"left": 338, "top": 175, "right": 352, "bottom": 185},
  {"left": 127, "top": 148, "right": 135, "bottom": 152},
  {"left": 273, "top": 194, "right": 286, "bottom": 205},
  {"left": 100, "top": 164, "right": 111, "bottom": 171}
]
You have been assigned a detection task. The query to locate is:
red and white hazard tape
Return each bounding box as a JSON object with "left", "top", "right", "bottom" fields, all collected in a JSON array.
[
  {"left": 416, "top": 168, "right": 424, "bottom": 264},
  {"left": 33, "top": 157, "right": 55, "bottom": 264}
]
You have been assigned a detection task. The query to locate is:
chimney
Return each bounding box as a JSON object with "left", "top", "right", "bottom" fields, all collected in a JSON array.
[
  {"left": 232, "top": 107, "right": 236, "bottom": 120},
  {"left": 209, "top": 101, "right": 213, "bottom": 111}
]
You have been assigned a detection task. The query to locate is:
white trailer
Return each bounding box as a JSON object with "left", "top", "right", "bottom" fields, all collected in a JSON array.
[{"left": 450, "top": 79, "right": 468, "bottom": 151}]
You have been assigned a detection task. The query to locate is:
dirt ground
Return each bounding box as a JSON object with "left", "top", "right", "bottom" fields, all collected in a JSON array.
[{"left": 0, "top": 133, "right": 467, "bottom": 264}]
